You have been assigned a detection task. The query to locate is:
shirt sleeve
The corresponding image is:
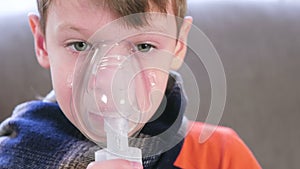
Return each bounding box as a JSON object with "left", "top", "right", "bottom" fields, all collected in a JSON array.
[
  {"left": 221, "top": 128, "right": 262, "bottom": 169},
  {"left": 174, "top": 122, "right": 262, "bottom": 169}
]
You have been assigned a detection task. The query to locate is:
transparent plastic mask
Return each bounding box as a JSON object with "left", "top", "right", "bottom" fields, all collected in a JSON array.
[{"left": 70, "top": 35, "right": 176, "bottom": 147}]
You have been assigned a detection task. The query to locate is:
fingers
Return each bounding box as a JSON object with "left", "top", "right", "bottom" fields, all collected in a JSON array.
[{"left": 87, "top": 159, "right": 143, "bottom": 169}]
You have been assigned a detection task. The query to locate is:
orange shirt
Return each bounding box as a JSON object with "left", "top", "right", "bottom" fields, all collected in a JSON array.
[{"left": 174, "top": 122, "right": 262, "bottom": 169}]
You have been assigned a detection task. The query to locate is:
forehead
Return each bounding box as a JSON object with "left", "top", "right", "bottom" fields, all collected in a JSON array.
[
  {"left": 47, "top": 0, "right": 116, "bottom": 36},
  {"left": 90, "top": 13, "right": 178, "bottom": 43},
  {"left": 47, "top": 0, "right": 177, "bottom": 40}
]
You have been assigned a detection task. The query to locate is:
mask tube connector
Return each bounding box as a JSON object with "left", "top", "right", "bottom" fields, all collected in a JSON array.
[{"left": 95, "top": 117, "right": 142, "bottom": 164}]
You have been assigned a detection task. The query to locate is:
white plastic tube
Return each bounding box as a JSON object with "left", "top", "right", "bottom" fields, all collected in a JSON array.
[{"left": 95, "top": 117, "right": 142, "bottom": 164}]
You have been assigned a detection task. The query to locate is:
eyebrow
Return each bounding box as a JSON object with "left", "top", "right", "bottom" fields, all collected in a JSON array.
[{"left": 56, "top": 23, "right": 91, "bottom": 36}]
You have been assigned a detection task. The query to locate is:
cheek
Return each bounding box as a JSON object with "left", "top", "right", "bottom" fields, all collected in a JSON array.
[
  {"left": 47, "top": 46, "right": 77, "bottom": 123},
  {"left": 52, "top": 75, "right": 73, "bottom": 121}
]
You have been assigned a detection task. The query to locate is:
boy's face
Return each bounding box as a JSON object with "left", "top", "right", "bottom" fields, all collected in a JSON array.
[{"left": 30, "top": 0, "right": 192, "bottom": 137}]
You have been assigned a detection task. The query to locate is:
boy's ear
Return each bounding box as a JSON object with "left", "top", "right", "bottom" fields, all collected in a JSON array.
[
  {"left": 171, "top": 16, "right": 193, "bottom": 70},
  {"left": 28, "top": 14, "right": 50, "bottom": 69}
]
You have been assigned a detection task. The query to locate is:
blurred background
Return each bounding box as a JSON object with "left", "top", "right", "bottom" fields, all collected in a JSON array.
[{"left": 1, "top": 0, "right": 300, "bottom": 168}]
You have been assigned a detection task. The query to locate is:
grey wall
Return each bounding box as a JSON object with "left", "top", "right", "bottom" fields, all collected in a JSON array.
[
  {"left": 0, "top": 1, "right": 299, "bottom": 169},
  {"left": 186, "top": 1, "right": 300, "bottom": 169}
]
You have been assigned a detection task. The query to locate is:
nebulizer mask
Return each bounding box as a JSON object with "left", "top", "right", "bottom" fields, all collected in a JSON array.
[{"left": 69, "top": 13, "right": 179, "bottom": 163}]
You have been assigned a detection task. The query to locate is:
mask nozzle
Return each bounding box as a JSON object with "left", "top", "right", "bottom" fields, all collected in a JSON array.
[{"left": 95, "top": 117, "right": 142, "bottom": 164}]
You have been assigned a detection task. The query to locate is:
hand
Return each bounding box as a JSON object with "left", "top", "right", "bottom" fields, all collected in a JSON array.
[{"left": 87, "top": 159, "right": 143, "bottom": 169}]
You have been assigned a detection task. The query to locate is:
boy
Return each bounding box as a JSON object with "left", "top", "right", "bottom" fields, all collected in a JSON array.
[{"left": 0, "top": 0, "right": 261, "bottom": 168}]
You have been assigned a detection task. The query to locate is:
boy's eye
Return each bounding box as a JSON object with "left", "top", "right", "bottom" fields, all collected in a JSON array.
[
  {"left": 67, "top": 41, "right": 91, "bottom": 52},
  {"left": 136, "top": 43, "right": 155, "bottom": 53}
]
